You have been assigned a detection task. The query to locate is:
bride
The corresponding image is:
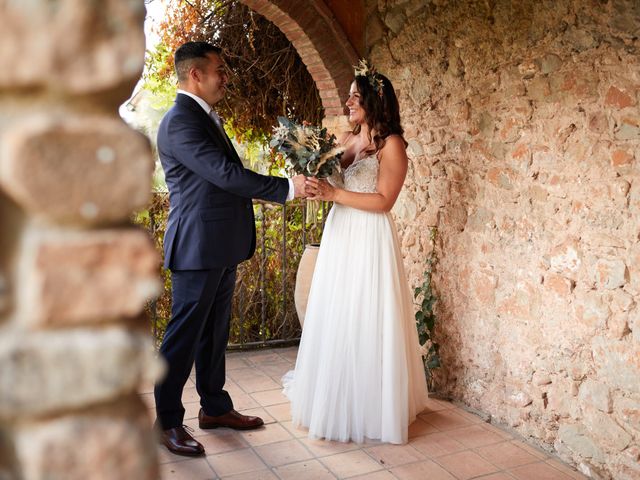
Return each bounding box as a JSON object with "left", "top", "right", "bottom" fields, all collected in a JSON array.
[{"left": 282, "top": 63, "right": 429, "bottom": 444}]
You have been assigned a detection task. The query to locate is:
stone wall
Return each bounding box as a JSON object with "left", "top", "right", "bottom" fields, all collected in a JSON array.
[
  {"left": 368, "top": 0, "right": 640, "bottom": 478},
  {"left": 0, "top": 1, "right": 162, "bottom": 478}
]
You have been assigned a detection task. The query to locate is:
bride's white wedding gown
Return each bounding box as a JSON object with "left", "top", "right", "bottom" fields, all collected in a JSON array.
[{"left": 283, "top": 155, "right": 429, "bottom": 444}]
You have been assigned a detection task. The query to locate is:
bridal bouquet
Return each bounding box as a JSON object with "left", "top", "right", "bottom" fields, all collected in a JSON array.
[{"left": 270, "top": 116, "right": 344, "bottom": 178}]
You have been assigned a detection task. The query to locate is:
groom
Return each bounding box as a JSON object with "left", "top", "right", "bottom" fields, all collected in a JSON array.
[{"left": 154, "top": 41, "right": 305, "bottom": 456}]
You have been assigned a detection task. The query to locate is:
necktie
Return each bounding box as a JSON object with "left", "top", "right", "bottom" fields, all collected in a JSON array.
[{"left": 209, "top": 110, "right": 233, "bottom": 150}]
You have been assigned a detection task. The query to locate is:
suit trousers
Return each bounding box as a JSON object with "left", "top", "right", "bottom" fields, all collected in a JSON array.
[{"left": 154, "top": 267, "right": 236, "bottom": 430}]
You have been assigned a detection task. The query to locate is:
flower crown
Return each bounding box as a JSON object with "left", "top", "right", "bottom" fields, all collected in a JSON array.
[{"left": 354, "top": 59, "right": 384, "bottom": 98}]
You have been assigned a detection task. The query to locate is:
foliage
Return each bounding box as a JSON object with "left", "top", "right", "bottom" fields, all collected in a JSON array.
[
  {"left": 145, "top": 0, "right": 324, "bottom": 145},
  {"left": 414, "top": 227, "right": 441, "bottom": 390},
  {"left": 270, "top": 117, "right": 344, "bottom": 178},
  {"left": 134, "top": 193, "right": 328, "bottom": 347}
]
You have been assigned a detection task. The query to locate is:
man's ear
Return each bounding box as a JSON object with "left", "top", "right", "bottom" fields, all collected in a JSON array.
[{"left": 189, "top": 66, "right": 201, "bottom": 83}]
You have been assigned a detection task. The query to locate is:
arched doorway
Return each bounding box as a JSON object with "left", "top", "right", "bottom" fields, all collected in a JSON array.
[{"left": 239, "top": 0, "right": 360, "bottom": 132}]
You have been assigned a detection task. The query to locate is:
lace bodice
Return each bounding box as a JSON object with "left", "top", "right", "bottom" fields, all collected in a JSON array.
[{"left": 329, "top": 155, "right": 379, "bottom": 193}]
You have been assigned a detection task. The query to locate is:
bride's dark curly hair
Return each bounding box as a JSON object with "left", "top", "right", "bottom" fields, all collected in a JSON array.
[{"left": 352, "top": 73, "right": 408, "bottom": 154}]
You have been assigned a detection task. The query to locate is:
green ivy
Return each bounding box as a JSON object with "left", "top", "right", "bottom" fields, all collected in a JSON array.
[{"left": 414, "top": 227, "right": 441, "bottom": 390}]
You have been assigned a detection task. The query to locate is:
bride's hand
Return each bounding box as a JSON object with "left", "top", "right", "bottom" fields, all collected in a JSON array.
[{"left": 305, "top": 177, "right": 336, "bottom": 201}]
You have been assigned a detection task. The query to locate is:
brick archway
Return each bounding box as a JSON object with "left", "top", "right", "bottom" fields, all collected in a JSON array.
[{"left": 239, "top": 0, "right": 359, "bottom": 131}]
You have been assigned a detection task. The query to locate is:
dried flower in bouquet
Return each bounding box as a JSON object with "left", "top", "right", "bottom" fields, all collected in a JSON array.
[{"left": 269, "top": 117, "right": 344, "bottom": 178}]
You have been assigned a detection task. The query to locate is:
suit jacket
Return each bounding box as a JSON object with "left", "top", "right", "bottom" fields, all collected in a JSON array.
[{"left": 157, "top": 93, "right": 289, "bottom": 270}]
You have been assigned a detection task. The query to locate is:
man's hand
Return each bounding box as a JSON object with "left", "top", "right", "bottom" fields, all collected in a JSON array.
[{"left": 292, "top": 174, "right": 307, "bottom": 198}]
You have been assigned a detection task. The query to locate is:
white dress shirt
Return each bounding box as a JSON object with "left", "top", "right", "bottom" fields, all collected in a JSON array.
[{"left": 176, "top": 89, "right": 294, "bottom": 200}]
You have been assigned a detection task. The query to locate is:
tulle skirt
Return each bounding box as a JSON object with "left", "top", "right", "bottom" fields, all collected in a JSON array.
[{"left": 283, "top": 204, "right": 429, "bottom": 444}]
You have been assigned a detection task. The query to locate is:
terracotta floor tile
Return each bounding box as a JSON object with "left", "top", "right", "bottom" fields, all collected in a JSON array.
[
  {"left": 476, "top": 441, "right": 540, "bottom": 469},
  {"left": 510, "top": 440, "right": 549, "bottom": 459},
  {"left": 350, "top": 471, "right": 398, "bottom": 480},
  {"left": 239, "top": 423, "right": 293, "bottom": 446},
  {"left": 199, "top": 430, "right": 248, "bottom": 455},
  {"left": 473, "top": 474, "right": 517, "bottom": 480},
  {"left": 447, "top": 425, "right": 506, "bottom": 448},
  {"left": 545, "top": 459, "right": 588, "bottom": 479},
  {"left": 365, "top": 443, "right": 425, "bottom": 467},
  {"left": 183, "top": 418, "right": 210, "bottom": 437},
  {"left": 481, "top": 423, "right": 515, "bottom": 441},
  {"left": 274, "top": 459, "right": 337, "bottom": 479},
  {"left": 229, "top": 392, "right": 260, "bottom": 411},
  {"left": 408, "top": 417, "right": 440, "bottom": 438},
  {"left": 238, "top": 407, "right": 276, "bottom": 425},
  {"left": 265, "top": 402, "right": 292, "bottom": 422},
  {"left": 224, "top": 380, "right": 245, "bottom": 397},
  {"left": 509, "top": 461, "right": 575, "bottom": 480},
  {"left": 181, "top": 386, "right": 200, "bottom": 404},
  {"left": 258, "top": 362, "right": 293, "bottom": 379},
  {"left": 410, "top": 431, "right": 467, "bottom": 458},
  {"left": 390, "top": 459, "right": 457, "bottom": 480},
  {"left": 221, "top": 469, "right": 278, "bottom": 480},
  {"left": 420, "top": 410, "right": 476, "bottom": 431},
  {"left": 251, "top": 388, "right": 289, "bottom": 407},
  {"left": 254, "top": 438, "right": 313, "bottom": 467},
  {"left": 320, "top": 449, "right": 384, "bottom": 478},
  {"left": 227, "top": 367, "right": 264, "bottom": 382},
  {"left": 157, "top": 445, "right": 192, "bottom": 465},
  {"left": 184, "top": 401, "right": 202, "bottom": 420},
  {"left": 298, "top": 437, "right": 361, "bottom": 457},
  {"left": 450, "top": 407, "right": 486, "bottom": 424},
  {"left": 281, "top": 420, "right": 309, "bottom": 438},
  {"left": 245, "top": 352, "right": 284, "bottom": 365},
  {"left": 278, "top": 348, "right": 299, "bottom": 362},
  {"left": 160, "top": 458, "right": 216, "bottom": 480},
  {"left": 436, "top": 450, "right": 499, "bottom": 480},
  {"left": 225, "top": 355, "right": 250, "bottom": 370},
  {"left": 207, "top": 448, "right": 266, "bottom": 477},
  {"left": 236, "top": 375, "right": 281, "bottom": 393}
]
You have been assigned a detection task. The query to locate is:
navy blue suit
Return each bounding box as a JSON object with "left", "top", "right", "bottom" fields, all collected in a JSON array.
[{"left": 154, "top": 93, "right": 289, "bottom": 429}]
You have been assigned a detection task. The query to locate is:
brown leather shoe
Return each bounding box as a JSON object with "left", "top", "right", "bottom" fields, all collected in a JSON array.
[
  {"left": 199, "top": 408, "right": 264, "bottom": 430},
  {"left": 160, "top": 425, "right": 205, "bottom": 456}
]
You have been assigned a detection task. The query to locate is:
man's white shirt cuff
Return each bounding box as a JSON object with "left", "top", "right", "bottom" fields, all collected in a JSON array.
[{"left": 286, "top": 178, "right": 295, "bottom": 201}]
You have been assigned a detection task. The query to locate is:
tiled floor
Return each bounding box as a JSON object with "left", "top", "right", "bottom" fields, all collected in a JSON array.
[{"left": 139, "top": 347, "right": 588, "bottom": 480}]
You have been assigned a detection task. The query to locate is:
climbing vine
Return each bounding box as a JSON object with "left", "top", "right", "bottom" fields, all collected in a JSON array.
[{"left": 414, "top": 227, "right": 441, "bottom": 390}]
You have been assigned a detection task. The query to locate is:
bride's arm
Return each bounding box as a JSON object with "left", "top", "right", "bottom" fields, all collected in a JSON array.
[{"left": 306, "top": 136, "right": 408, "bottom": 213}]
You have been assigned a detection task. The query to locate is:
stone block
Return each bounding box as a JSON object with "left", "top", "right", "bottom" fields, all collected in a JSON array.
[
  {"left": 544, "top": 273, "right": 575, "bottom": 298},
  {"left": 588, "top": 112, "right": 609, "bottom": 134},
  {"left": 547, "top": 239, "right": 581, "bottom": 276},
  {"left": 613, "top": 446, "right": 640, "bottom": 480},
  {"left": 611, "top": 149, "right": 634, "bottom": 169},
  {"left": 0, "top": 0, "right": 145, "bottom": 93},
  {"left": 573, "top": 289, "right": 610, "bottom": 332},
  {"left": 0, "top": 115, "right": 152, "bottom": 225},
  {"left": 592, "top": 258, "right": 628, "bottom": 289},
  {"left": 605, "top": 86, "right": 636, "bottom": 109},
  {"left": 614, "top": 396, "right": 640, "bottom": 435},
  {"left": 607, "top": 312, "right": 631, "bottom": 339},
  {"left": 0, "top": 328, "right": 162, "bottom": 419},
  {"left": 556, "top": 424, "right": 605, "bottom": 463},
  {"left": 578, "top": 379, "right": 612, "bottom": 413},
  {"left": 583, "top": 408, "right": 632, "bottom": 452},
  {"left": 21, "top": 228, "right": 160, "bottom": 327},
  {"left": 615, "top": 119, "right": 640, "bottom": 141},
  {"left": 592, "top": 336, "right": 640, "bottom": 395},
  {"left": 527, "top": 77, "right": 551, "bottom": 102},
  {"left": 12, "top": 398, "right": 158, "bottom": 480},
  {"left": 535, "top": 53, "right": 563, "bottom": 74}
]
